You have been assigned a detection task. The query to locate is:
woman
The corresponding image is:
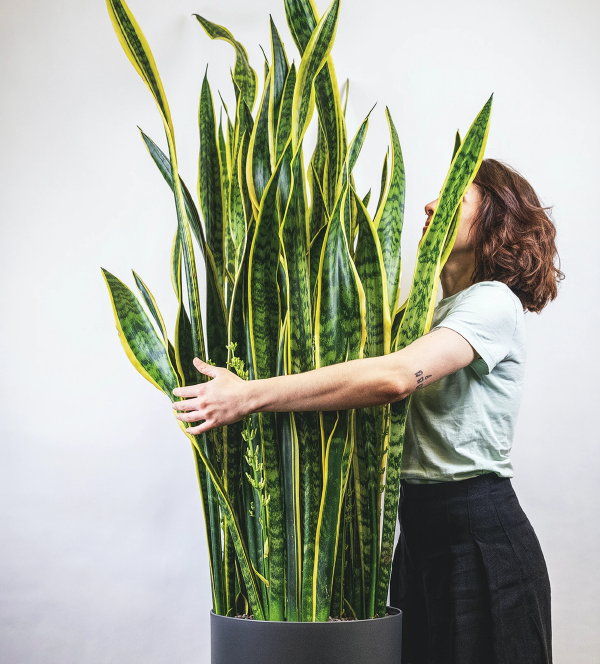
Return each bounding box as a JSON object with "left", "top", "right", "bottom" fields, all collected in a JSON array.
[
  {"left": 388, "top": 158, "right": 563, "bottom": 664},
  {"left": 172, "top": 158, "right": 564, "bottom": 663}
]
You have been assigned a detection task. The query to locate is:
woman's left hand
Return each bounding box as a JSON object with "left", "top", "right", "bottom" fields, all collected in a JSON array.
[{"left": 171, "top": 357, "right": 252, "bottom": 435}]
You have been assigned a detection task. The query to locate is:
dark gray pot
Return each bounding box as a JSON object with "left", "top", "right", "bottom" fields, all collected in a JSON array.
[{"left": 210, "top": 606, "right": 402, "bottom": 664}]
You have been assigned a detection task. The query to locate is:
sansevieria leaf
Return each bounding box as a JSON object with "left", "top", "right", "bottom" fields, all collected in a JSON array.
[
  {"left": 399, "top": 95, "right": 493, "bottom": 345},
  {"left": 291, "top": 0, "right": 341, "bottom": 153},
  {"left": 284, "top": 0, "right": 349, "bottom": 212},
  {"left": 374, "top": 95, "right": 494, "bottom": 615},
  {"left": 101, "top": 268, "right": 179, "bottom": 397},
  {"left": 312, "top": 160, "right": 367, "bottom": 619},
  {"left": 247, "top": 138, "right": 294, "bottom": 620},
  {"left": 106, "top": 0, "right": 205, "bottom": 363},
  {"left": 374, "top": 108, "right": 405, "bottom": 319},
  {"left": 193, "top": 14, "right": 258, "bottom": 111}
]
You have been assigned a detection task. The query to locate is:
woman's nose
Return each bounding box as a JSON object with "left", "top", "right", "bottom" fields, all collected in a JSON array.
[{"left": 424, "top": 199, "right": 437, "bottom": 217}]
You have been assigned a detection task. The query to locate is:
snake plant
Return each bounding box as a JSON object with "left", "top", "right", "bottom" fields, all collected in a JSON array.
[{"left": 101, "top": 0, "right": 492, "bottom": 621}]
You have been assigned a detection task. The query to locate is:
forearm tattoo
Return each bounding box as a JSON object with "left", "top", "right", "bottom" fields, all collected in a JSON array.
[
  {"left": 412, "top": 327, "right": 438, "bottom": 389},
  {"left": 414, "top": 369, "right": 432, "bottom": 390}
]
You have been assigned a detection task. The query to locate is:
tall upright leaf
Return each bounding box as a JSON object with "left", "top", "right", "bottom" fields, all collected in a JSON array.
[
  {"left": 375, "top": 95, "right": 494, "bottom": 615},
  {"left": 291, "top": 0, "right": 341, "bottom": 154},
  {"left": 284, "top": 0, "right": 348, "bottom": 211},
  {"left": 247, "top": 139, "right": 294, "bottom": 620},
  {"left": 374, "top": 108, "right": 406, "bottom": 319},
  {"left": 198, "top": 70, "right": 228, "bottom": 370},
  {"left": 193, "top": 15, "right": 258, "bottom": 110},
  {"left": 312, "top": 164, "right": 367, "bottom": 619}
]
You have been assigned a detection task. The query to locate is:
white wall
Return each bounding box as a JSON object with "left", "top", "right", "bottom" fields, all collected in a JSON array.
[{"left": 1, "top": 0, "right": 597, "bottom": 661}]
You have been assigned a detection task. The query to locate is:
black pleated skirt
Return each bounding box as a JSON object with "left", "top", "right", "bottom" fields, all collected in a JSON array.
[{"left": 389, "top": 473, "right": 552, "bottom": 664}]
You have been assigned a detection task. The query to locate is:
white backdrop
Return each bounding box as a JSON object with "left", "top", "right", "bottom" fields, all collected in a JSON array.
[{"left": 1, "top": 0, "right": 598, "bottom": 661}]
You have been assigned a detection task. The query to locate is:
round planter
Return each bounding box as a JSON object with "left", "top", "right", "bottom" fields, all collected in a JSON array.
[{"left": 210, "top": 606, "right": 402, "bottom": 664}]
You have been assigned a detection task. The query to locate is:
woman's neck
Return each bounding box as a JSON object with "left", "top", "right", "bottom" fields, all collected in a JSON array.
[{"left": 440, "top": 251, "right": 476, "bottom": 299}]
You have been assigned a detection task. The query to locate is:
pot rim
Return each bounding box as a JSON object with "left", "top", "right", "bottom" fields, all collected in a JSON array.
[{"left": 210, "top": 605, "right": 402, "bottom": 624}]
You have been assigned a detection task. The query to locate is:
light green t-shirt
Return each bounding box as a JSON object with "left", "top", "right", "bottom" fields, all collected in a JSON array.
[{"left": 400, "top": 280, "right": 527, "bottom": 484}]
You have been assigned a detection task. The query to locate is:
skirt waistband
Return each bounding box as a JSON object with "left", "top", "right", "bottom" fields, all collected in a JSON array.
[{"left": 400, "top": 472, "right": 511, "bottom": 500}]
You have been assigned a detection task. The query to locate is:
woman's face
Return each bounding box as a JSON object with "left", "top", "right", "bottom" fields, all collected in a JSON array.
[{"left": 422, "top": 183, "right": 483, "bottom": 253}]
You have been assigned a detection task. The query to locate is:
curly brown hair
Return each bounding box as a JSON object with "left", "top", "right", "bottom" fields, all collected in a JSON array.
[{"left": 469, "top": 158, "right": 565, "bottom": 313}]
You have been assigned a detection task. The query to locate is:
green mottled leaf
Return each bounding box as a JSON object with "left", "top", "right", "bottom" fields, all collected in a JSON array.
[
  {"left": 101, "top": 268, "right": 178, "bottom": 396},
  {"left": 193, "top": 14, "right": 258, "bottom": 110},
  {"left": 375, "top": 95, "right": 494, "bottom": 615},
  {"left": 247, "top": 69, "right": 273, "bottom": 207},
  {"left": 374, "top": 108, "right": 405, "bottom": 318},
  {"left": 292, "top": 0, "right": 341, "bottom": 152}
]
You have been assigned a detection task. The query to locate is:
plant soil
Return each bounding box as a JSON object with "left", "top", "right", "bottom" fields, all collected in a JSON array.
[{"left": 233, "top": 611, "right": 393, "bottom": 621}]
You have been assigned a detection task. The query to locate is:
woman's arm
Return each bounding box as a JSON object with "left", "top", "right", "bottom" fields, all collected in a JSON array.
[
  {"left": 247, "top": 326, "right": 477, "bottom": 413},
  {"left": 172, "top": 327, "right": 477, "bottom": 434}
]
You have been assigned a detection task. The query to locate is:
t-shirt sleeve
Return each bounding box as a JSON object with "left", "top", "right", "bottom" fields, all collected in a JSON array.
[{"left": 433, "top": 283, "right": 518, "bottom": 376}]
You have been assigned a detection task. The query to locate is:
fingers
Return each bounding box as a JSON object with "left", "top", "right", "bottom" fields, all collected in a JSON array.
[
  {"left": 174, "top": 360, "right": 219, "bottom": 399},
  {"left": 173, "top": 384, "right": 201, "bottom": 398},
  {"left": 175, "top": 415, "right": 214, "bottom": 436},
  {"left": 172, "top": 358, "right": 221, "bottom": 436},
  {"left": 172, "top": 397, "right": 199, "bottom": 412},
  {"left": 174, "top": 409, "right": 204, "bottom": 423},
  {"left": 185, "top": 421, "right": 214, "bottom": 435},
  {"left": 193, "top": 357, "right": 218, "bottom": 378},
  {"left": 186, "top": 422, "right": 213, "bottom": 436}
]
